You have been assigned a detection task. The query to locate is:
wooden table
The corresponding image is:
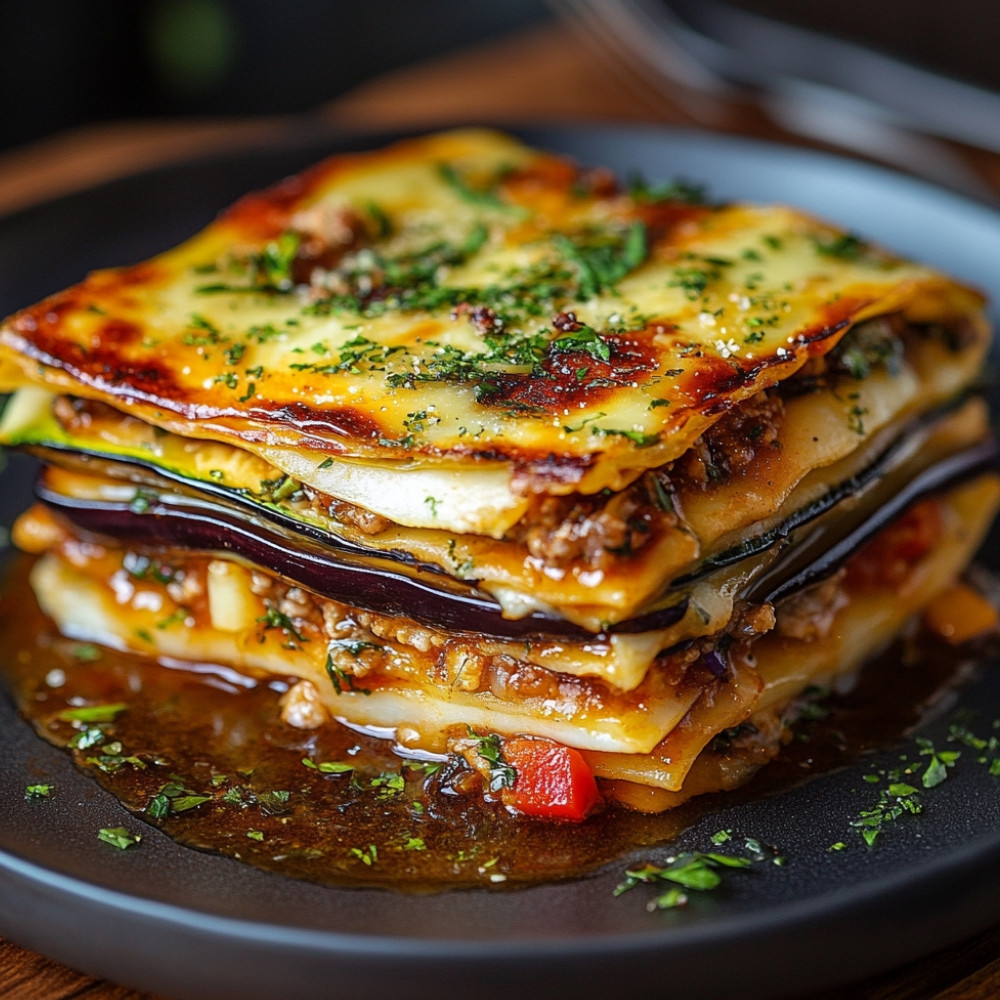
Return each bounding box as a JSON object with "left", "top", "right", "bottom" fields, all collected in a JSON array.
[{"left": 1, "top": 19, "right": 999, "bottom": 1000}]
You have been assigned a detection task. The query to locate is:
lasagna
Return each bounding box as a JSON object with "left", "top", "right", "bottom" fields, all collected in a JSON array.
[{"left": 0, "top": 128, "right": 996, "bottom": 818}]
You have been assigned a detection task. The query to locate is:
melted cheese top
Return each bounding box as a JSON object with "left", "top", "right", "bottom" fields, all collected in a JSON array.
[{"left": 0, "top": 129, "right": 987, "bottom": 537}]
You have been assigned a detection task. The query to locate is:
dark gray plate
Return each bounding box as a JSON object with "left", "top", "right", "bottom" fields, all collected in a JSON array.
[{"left": 2, "top": 124, "right": 1000, "bottom": 1000}]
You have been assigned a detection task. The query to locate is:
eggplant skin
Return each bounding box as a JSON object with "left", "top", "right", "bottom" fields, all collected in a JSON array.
[
  {"left": 33, "top": 476, "right": 689, "bottom": 641},
  {"left": 32, "top": 433, "right": 997, "bottom": 642}
]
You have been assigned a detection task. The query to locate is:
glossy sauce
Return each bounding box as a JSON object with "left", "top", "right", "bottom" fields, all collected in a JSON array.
[{"left": 0, "top": 552, "right": 980, "bottom": 890}]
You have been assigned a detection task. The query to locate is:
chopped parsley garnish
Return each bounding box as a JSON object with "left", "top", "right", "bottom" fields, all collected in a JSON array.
[
  {"left": 370, "top": 771, "right": 406, "bottom": 798},
  {"left": 811, "top": 231, "right": 868, "bottom": 261},
  {"left": 831, "top": 322, "right": 904, "bottom": 380},
  {"left": 851, "top": 781, "right": 922, "bottom": 846},
  {"left": 155, "top": 608, "right": 189, "bottom": 631},
  {"left": 127, "top": 490, "right": 156, "bottom": 515},
  {"left": 365, "top": 200, "right": 392, "bottom": 238},
  {"left": 627, "top": 175, "right": 708, "bottom": 205},
  {"left": 257, "top": 789, "right": 291, "bottom": 814},
  {"left": 592, "top": 427, "right": 660, "bottom": 447},
  {"left": 669, "top": 259, "right": 725, "bottom": 300},
  {"left": 437, "top": 162, "right": 516, "bottom": 213},
  {"left": 847, "top": 400, "right": 868, "bottom": 436},
  {"left": 258, "top": 606, "right": 307, "bottom": 643},
  {"left": 550, "top": 324, "right": 612, "bottom": 361},
  {"left": 650, "top": 475, "right": 675, "bottom": 513},
  {"left": 25, "top": 783, "right": 53, "bottom": 799},
  {"left": 288, "top": 334, "right": 405, "bottom": 377},
  {"left": 171, "top": 794, "right": 211, "bottom": 812},
  {"left": 615, "top": 851, "right": 753, "bottom": 910},
  {"left": 916, "top": 737, "right": 960, "bottom": 788},
  {"left": 196, "top": 231, "right": 300, "bottom": 294},
  {"left": 848, "top": 738, "right": 964, "bottom": 846},
  {"left": 98, "top": 826, "right": 142, "bottom": 850},
  {"left": 327, "top": 638, "right": 383, "bottom": 658},
  {"left": 302, "top": 757, "right": 355, "bottom": 774},
  {"left": 58, "top": 702, "right": 127, "bottom": 724},
  {"left": 465, "top": 729, "right": 516, "bottom": 791},
  {"left": 183, "top": 313, "right": 225, "bottom": 346},
  {"left": 553, "top": 220, "right": 647, "bottom": 299},
  {"left": 147, "top": 781, "right": 211, "bottom": 818},
  {"left": 257, "top": 231, "right": 301, "bottom": 289},
  {"left": 325, "top": 652, "right": 374, "bottom": 695},
  {"left": 349, "top": 844, "right": 378, "bottom": 866},
  {"left": 123, "top": 553, "right": 177, "bottom": 584},
  {"left": 67, "top": 726, "right": 106, "bottom": 750},
  {"left": 257, "top": 474, "right": 302, "bottom": 504},
  {"left": 223, "top": 342, "right": 246, "bottom": 365},
  {"left": 949, "top": 723, "right": 1000, "bottom": 776},
  {"left": 563, "top": 412, "right": 607, "bottom": 434}
]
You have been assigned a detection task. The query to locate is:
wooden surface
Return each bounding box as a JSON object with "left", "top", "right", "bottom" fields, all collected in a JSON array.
[{"left": 1, "top": 18, "right": 999, "bottom": 1000}]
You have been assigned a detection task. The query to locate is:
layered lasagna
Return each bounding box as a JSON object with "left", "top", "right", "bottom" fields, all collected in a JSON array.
[{"left": 1, "top": 129, "right": 996, "bottom": 818}]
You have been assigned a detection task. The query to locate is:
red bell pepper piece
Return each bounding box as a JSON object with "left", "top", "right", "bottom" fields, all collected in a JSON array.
[{"left": 501, "top": 736, "right": 601, "bottom": 822}]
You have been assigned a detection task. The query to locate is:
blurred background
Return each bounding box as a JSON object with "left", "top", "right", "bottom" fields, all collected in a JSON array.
[
  {"left": 3, "top": 0, "right": 999, "bottom": 155},
  {"left": 1, "top": 0, "right": 999, "bottom": 214},
  {"left": 0, "top": 0, "right": 551, "bottom": 153}
]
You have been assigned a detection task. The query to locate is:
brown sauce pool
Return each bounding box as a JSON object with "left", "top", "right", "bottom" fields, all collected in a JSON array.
[{"left": 0, "top": 552, "right": 980, "bottom": 891}]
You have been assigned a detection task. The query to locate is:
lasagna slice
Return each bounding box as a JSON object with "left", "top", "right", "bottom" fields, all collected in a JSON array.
[{"left": 1, "top": 129, "right": 996, "bottom": 818}]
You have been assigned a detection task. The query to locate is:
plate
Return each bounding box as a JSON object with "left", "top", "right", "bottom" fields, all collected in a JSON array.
[{"left": 2, "top": 124, "right": 1000, "bottom": 1000}]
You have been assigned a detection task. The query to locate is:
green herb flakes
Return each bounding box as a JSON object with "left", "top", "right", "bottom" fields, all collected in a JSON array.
[
  {"left": 845, "top": 739, "right": 964, "bottom": 848},
  {"left": 811, "top": 231, "right": 868, "bottom": 261},
  {"left": 147, "top": 793, "right": 171, "bottom": 819},
  {"left": 67, "top": 726, "right": 106, "bottom": 750},
  {"left": 554, "top": 221, "right": 647, "bottom": 299},
  {"left": 370, "top": 771, "right": 406, "bottom": 798},
  {"left": 302, "top": 757, "right": 354, "bottom": 774},
  {"left": 258, "top": 606, "right": 307, "bottom": 644},
  {"left": 615, "top": 852, "right": 753, "bottom": 911},
  {"left": 257, "top": 790, "right": 291, "bottom": 815},
  {"left": 325, "top": 651, "right": 375, "bottom": 695},
  {"left": 350, "top": 844, "right": 378, "bottom": 866},
  {"left": 627, "top": 175, "right": 708, "bottom": 206},
  {"left": 669, "top": 261, "right": 723, "bottom": 301},
  {"left": 58, "top": 702, "right": 127, "bottom": 724},
  {"left": 127, "top": 490, "right": 155, "bottom": 515},
  {"left": 916, "top": 738, "right": 960, "bottom": 788},
  {"left": 465, "top": 729, "right": 516, "bottom": 791},
  {"left": 949, "top": 723, "right": 1000, "bottom": 776},
  {"left": 98, "top": 826, "right": 141, "bottom": 850}
]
